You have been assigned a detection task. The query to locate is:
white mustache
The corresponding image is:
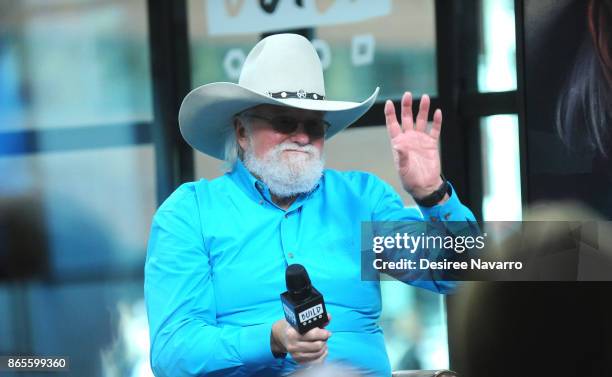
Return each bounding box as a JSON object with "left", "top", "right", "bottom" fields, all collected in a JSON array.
[{"left": 276, "top": 143, "right": 318, "bottom": 156}]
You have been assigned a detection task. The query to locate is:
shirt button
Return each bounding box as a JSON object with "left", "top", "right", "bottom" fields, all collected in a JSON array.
[
  {"left": 259, "top": 200, "right": 264, "bottom": 205},
  {"left": 288, "top": 252, "right": 294, "bottom": 259},
  {"left": 285, "top": 213, "right": 289, "bottom": 219}
]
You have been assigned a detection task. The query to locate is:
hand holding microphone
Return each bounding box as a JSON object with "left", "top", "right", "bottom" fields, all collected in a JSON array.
[{"left": 271, "top": 264, "right": 332, "bottom": 364}]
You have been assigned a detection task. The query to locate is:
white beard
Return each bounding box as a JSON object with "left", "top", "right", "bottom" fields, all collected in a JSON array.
[{"left": 243, "top": 140, "right": 325, "bottom": 198}]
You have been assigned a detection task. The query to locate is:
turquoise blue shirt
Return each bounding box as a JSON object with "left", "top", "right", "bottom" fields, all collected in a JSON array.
[{"left": 145, "top": 160, "right": 476, "bottom": 377}]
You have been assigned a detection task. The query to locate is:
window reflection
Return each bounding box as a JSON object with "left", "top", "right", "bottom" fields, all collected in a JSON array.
[
  {"left": 188, "top": 0, "right": 437, "bottom": 100},
  {"left": 26, "top": 281, "right": 148, "bottom": 376},
  {"left": 0, "top": 0, "right": 152, "bottom": 132},
  {"left": 478, "top": 0, "right": 517, "bottom": 92},
  {"left": 481, "top": 115, "right": 522, "bottom": 221},
  {"left": 317, "top": 0, "right": 437, "bottom": 100},
  {"left": 380, "top": 282, "right": 449, "bottom": 370},
  {"left": 0, "top": 146, "right": 156, "bottom": 277}
]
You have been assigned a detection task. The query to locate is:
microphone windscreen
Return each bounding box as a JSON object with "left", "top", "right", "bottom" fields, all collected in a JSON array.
[{"left": 286, "top": 264, "right": 312, "bottom": 294}]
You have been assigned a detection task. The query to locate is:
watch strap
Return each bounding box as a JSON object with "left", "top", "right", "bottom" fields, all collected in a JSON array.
[{"left": 414, "top": 176, "right": 450, "bottom": 207}]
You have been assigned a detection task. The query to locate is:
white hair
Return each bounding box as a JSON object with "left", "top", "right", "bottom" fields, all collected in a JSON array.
[
  {"left": 222, "top": 129, "right": 240, "bottom": 171},
  {"left": 222, "top": 114, "right": 248, "bottom": 171}
]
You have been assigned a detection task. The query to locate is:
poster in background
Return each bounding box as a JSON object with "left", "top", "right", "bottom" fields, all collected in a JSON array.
[{"left": 207, "top": 0, "right": 391, "bottom": 36}]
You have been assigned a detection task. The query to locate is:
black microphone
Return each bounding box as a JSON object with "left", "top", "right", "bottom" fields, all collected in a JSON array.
[{"left": 280, "top": 264, "right": 328, "bottom": 334}]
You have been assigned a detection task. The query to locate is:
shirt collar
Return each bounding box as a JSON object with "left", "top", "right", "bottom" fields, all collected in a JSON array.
[{"left": 229, "top": 159, "right": 267, "bottom": 202}]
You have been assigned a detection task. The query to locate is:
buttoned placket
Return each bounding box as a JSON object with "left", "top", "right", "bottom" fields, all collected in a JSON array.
[
  {"left": 280, "top": 208, "right": 299, "bottom": 263},
  {"left": 252, "top": 180, "right": 298, "bottom": 263},
  {"left": 254, "top": 181, "right": 322, "bottom": 265}
]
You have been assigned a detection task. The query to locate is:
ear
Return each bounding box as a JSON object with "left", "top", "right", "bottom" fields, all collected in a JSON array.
[{"left": 234, "top": 117, "right": 249, "bottom": 151}]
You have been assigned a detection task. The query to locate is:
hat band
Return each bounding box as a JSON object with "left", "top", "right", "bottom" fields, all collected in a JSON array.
[{"left": 266, "top": 90, "right": 325, "bottom": 100}]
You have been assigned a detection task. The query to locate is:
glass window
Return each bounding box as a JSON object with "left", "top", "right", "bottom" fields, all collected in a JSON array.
[
  {"left": 0, "top": 145, "right": 156, "bottom": 277},
  {"left": 481, "top": 115, "right": 522, "bottom": 220},
  {"left": 324, "top": 126, "right": 414, "bottom": 205},
  {"left": 478, "top": 0, "right": 517, "bottom": 92},
  {"left": 26, "top": 280, "right": 149, "bottom": 376},
  {"left": 380, "top": 282, "right": 449, "bottom": 370},
  {"left": 0, "top": 0, "right": 152, "bottom": 131},
  {"left": 0, "top": 1, "right": 154, "bottom": 376},
  {"left": 188, "top": 0, "right": 436, "bottom": 100},
  {"left": 313, "top": 0, "right": 437, "bottom": 100},
  {"left": 187, "top": 0, "right": 260, "bottom": 88},
  {"left": 0, "top": 287, "right": 13, "bottom": 352},
  {"left": 194, "top": 151, "right": 226, "bottom": 180}
]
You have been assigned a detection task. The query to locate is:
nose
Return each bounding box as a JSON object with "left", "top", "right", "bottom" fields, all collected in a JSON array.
[{"left": 288, "top": 123, "right": 311, "bottom": 145}]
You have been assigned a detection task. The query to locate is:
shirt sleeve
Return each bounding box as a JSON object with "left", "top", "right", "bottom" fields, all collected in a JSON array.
[
  {"left": 417, "top": 182, "right": 476, "bottom": 222},
  {"left": 369, "top": 178, "right": 475, "bottom": 223},
  {"left": 368, "top": 177, "right": 478, "bottom": 293},
  {"left": 144, "top": 184, "right": 277, "bottom": 377}
]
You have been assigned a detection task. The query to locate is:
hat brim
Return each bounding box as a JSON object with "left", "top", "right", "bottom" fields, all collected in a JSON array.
[{"left": 179, "top": 82, "right": 380, "bottom": 160}]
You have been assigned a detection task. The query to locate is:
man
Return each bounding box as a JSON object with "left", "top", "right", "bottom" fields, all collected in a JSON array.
[{"left": 145, "top": 33, "right": 475, "bottom": 377}]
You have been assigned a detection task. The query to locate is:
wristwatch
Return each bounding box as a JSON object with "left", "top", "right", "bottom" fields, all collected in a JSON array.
[{"left": 413, "top": 175, "right": 451, "bottom": 207}]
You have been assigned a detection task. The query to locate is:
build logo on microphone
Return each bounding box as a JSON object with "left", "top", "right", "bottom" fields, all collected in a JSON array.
[{"left": 298, "top": 304, "right": 324, "bottom": 325}]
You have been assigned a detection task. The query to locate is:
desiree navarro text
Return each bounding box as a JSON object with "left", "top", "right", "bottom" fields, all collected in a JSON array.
[{"left": 372, "top": 258, "right": 523, "bottom": 271}]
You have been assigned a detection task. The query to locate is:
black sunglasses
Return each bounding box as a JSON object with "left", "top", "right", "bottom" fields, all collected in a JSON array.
[{"left": 240, "top": 113, "right": 330, "bottom": 139}]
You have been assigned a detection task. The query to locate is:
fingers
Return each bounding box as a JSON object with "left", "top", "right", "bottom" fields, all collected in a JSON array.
[
  {"left": 388, "top": 93, "right": 439, "bottom": 136},
  {"left": 401, "top": 92, "right": 414, "bottom": 131},
  {"left": 310, "top": 347, "right": 329, "bottom": 364},
  {"left": 283, "top": 319, "right": 332, "bottom": 364},
  {"left": 385, "top": 100, "right": 402, "bottom": 139},
  {"left": 294, "top": 340, "right": 327, "bottom": 353},
  {"left": 415, "top": 94, "right": 430, "bottom": 132},
  {"left": 292, "top": 344, "right": 328, "bottom": 364},
  {"left": 286, "top": 337, "right": 326, "bottom": 354},
  {"left": 285, "top": 323, "right": 331, "bottom": 345},
  {"left": 302, "top": 327, "right": 332, "bottom": 342},
  {"left": 431, "top": 108, "right": 443, "bottom": 139},
  {"left": 286, "top": 326, "right": 331, "bottom": 364}
]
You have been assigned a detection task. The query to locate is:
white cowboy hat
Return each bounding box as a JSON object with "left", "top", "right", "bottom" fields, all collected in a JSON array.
[{"left": 178, "top": 33, "right": 379, "bottom": 160}]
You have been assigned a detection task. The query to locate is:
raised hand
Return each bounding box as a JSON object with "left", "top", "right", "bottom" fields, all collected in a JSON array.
[{"left": 384, "top": 92, "right": 445, "bottom": 200}]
